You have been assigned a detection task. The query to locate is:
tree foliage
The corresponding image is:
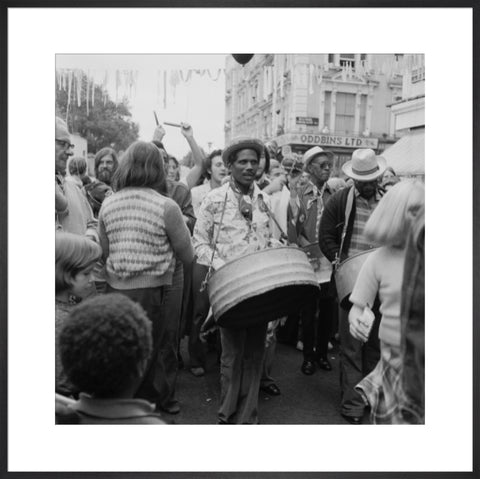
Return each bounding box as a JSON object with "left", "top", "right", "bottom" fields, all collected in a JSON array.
[{"left": 55, "top": 73, "right": 139, "bottom": 153}]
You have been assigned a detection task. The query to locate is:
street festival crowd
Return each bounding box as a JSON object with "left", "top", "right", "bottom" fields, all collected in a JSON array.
[{"left": 55, "top": 115, "right": 425, "bottom": 425}]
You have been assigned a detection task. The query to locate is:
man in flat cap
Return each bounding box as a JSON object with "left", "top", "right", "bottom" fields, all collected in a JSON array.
[
  {"left": 287, "top": 146, "right": 337, "bottom": 377},
  {"left": 193, "top": 136, "right": 278, "bottom": 424},
  {"left": 319, "top": 148, "right": 386, "bottom": 424},
  {"left": 55, "top": 117, "right": 98, "bottom": 241}
]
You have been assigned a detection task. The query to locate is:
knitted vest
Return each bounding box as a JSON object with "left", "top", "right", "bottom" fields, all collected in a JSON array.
[{"left": 100, "top": 187, "right": 174, "bottom": 289}]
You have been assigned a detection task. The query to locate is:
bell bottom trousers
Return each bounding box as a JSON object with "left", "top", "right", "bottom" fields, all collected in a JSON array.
[{"left": 218, "top": 322, "right": 268, "bottom": 424}]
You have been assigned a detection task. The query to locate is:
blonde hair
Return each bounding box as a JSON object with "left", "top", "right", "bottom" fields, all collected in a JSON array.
[
  {"left": 55, "top": 232, "right": 102, "bottom": 293},
  {"left": 364, "top": 179, "right": 425, "bottom": 248}
]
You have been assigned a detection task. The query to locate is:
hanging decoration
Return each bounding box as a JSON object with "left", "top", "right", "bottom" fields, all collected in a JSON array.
[
  {"left": 232, "top": 54, "right": 254, "bottom": 66},
  {"left": 179, "top": 69, "right": 192, "bottom": 83}
]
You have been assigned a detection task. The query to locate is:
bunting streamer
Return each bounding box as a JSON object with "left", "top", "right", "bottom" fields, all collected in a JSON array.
[
  {"left": 56, "top": 66, "right": 227, "bottom": 112},
  {"left": 206, "top": 68, "right": 222, "bottom": 81}
]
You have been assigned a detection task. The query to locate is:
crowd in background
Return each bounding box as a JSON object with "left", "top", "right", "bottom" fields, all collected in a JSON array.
[{"left": 55, "top": 115, "right": 425, "bottom": 425}]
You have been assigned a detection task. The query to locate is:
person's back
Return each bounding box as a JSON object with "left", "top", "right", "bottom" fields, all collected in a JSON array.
[
  {"left": 57, "top": 294, "right": 167, "bottom": 425},
  {"left": 56, "top": 394, "right": 166, "bottom": 425}
]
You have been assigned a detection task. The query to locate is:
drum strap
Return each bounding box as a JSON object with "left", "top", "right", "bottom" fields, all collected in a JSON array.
[
  {"left": 336, "top": 186, "right": 355, "bottom": 269},
  {"left": 258, "top": 194, "right": 288, "bottom": 244},
  {"left": 200, "top": 190, "right": 229, "bottom": 292}
]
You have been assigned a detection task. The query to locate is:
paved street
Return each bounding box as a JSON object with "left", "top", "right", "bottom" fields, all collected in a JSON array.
[{"left": 165, "top": 338, "right": 365, "bottom": 425}]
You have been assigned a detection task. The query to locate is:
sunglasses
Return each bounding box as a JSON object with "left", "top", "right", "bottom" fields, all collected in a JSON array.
[{"left": 56, "top": 139, "right": 75, "bottom": 150}]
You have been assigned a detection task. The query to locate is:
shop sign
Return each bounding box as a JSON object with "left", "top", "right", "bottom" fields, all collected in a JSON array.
[
  {"left": 276, "top": 133, "right": 379, "bottom": 149},
  {"left": 295, "top": 116, "right": 319, "bottom": 126}
]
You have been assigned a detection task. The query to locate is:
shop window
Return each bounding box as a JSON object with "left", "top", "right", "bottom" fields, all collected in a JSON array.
[{"left": 335, "top": 92, "right": 356, "bottom": 135}]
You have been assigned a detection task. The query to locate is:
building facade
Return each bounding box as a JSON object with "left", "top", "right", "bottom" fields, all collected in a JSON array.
[
  {"left": 383, "top": 54, "right": 425, "bottom": 177},
  {"left": 224, "top": 54, "right": 406, "bottom": 171}
]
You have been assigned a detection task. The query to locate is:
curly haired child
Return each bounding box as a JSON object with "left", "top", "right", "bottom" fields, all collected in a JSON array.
[{"left": 57, "top": 293, "right": 166, "bottom": 424}]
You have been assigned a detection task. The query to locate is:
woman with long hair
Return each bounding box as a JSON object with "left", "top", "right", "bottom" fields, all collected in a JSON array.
[{"left": 98, "top": 140, "right": 194, "bottom": 414}]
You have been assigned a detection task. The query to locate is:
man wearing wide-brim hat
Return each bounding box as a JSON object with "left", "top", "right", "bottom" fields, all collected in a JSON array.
[
  {"left": 285, "top": 146, "right": 337, "bottom": 377},
  {"left": 193, "top": 135, "right": 277, "bottom": 424},
  {"left": 318, "top": 148, "right": 386, "bottom": 424}
]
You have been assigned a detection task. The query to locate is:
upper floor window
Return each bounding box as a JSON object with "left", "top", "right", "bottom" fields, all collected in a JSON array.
[{"left": 411, "top": 66, "right": 425, "bottom": 83}]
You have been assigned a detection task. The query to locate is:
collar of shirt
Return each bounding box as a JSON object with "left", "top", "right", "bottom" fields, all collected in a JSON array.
[{"left": 72, "top": 393, "right": 156, "bottom": 419}]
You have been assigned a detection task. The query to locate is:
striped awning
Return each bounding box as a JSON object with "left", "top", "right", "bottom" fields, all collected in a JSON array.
[{"left": 381, "top": 129, "right": 425, "bottom": 176}]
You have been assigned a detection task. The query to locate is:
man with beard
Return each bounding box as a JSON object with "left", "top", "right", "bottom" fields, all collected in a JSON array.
[
  {"left": 55, "top": 117, "right": 98, "bottom": 241},
  {"left": 319, "top": 148, "right": 386, "bottom": 424},
  {"left": 94, "top": 147, "right": 119, "bottom": 186}
]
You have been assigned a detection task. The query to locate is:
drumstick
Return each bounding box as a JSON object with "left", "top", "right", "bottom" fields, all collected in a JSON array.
[
  {"left": 164, "top": 121, "right": 182, "bottom": 128},
  {"left": 153, "top": 111, "right": 160, "bottom": 126}
]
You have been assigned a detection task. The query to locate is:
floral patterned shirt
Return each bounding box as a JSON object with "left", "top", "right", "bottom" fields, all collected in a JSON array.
[{"left": 193, "top": 182, "right": 277, "bottom": 270}]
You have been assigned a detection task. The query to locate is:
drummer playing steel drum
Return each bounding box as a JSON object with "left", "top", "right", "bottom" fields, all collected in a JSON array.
[
  {"left": 319, "top": 148, "right": 386, "bottom": 425},
  {"left": 192, "top": 136, "right": 279, "bottom": 425}
]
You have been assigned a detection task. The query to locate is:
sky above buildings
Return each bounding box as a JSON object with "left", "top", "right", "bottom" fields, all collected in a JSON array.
[{"left": 56, "top": 54, "right": 228, "bottom": 158}]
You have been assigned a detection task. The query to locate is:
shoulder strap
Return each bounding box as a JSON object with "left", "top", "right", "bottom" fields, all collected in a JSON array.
[{"left": 337, "top": 186, "right": 355, "bottom": 265}]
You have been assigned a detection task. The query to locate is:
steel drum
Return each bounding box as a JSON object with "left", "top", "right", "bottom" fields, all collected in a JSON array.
[
  {"left": 302, "top": 243, "right": 333, "bottom": 284},
  {"left": 334, "top": 248, "right": 377, "bottom": 307},
  {"left": 208, "top": 246, "right": 319, "bottom": 329}
]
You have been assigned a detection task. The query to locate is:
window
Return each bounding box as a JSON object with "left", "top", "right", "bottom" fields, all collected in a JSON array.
[
  {"left": 328, "top": 54, "right": 335, "bottom": 64},
  {"left": 411, "top": 66, "right": 425, "bottom": 83},
  {"left": 339, "top": 54, "right": 355, "bottom": 68},
  {"left": 335, "top": 92, "right": 356, "bottom": 135}
]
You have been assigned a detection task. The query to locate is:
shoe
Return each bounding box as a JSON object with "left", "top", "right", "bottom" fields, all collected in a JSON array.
[
  {"left": 317, "top": 356, "right": 332, "bottom": 371},
  {"left": 260, "top": 384, "right": 281, "bottom": 396},
  {"left": 301, "top": 360, "right": 316, "bottom": 375},
  {"left": 157, "top": 401, "right": 180, "bottom": 415},
  {"left": 190, "top": 366, "right": 205, "bottom": 377},
  {"left": 341, "top": 413, "right": 362, "bottom": 425}
]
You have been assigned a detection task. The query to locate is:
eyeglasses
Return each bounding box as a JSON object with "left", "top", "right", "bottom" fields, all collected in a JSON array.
[
  {"left": 55, "top": 139, "right": 75, "bottom": 150},
  {"left": 311, "top": 161, "right": 332, "bottom": 170}
]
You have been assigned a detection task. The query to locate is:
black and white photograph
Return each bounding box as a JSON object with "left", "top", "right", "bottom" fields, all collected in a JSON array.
[
  {"left": 54, "top": 52, "right": 426, "bottom": 428},
  {"left": 4, "top": 5, "right": 475, "bottom": 476}
]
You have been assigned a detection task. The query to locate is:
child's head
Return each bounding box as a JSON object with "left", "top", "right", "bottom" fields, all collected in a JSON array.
[
  {"left": 59, "top": 293, "right": 152, "bottom": 398},
  {"left": 364, "top": 179, "right": 425, "bottom": 248},
  {"left": 55, "top": 232, "right": 102, "bottom": 298}
]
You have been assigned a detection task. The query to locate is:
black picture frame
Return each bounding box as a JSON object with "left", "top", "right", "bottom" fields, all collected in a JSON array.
[{"left": 1, "top": 1, "right": 478, "bottom": 477}]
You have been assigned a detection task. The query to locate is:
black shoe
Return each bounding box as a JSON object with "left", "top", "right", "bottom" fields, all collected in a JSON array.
[
  {"left": 260, "top": 384, "right": 281, "bottom": 396},
  {"left": 317, "top": 356, "right": 332, "bottom": 371},
  {"left": 341, "top": 413, "right": 362, "bottom": 425},
  {"left": 301, "top": 360, "right": 316, "bottom": 375},
  {"left": 156, "top": 401, "right": 180, "bottom": 415}
]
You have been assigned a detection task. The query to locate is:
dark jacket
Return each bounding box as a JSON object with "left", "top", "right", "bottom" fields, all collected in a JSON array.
[
  {"left": 318, "top": 186, "right": 357, "bottom": 263},
  {"left": 289, "top": 181, "right": 333, "bottom": 247},
  {"left": 167, "top": 180, "right": 196, "bottom": 234}
]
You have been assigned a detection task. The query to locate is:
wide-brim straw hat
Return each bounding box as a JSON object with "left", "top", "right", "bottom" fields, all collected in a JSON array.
[
  {"left": 222, "top": 136, "right": 264, "bottom": 165},
  {"left": 302, "top": 146, "right": 334, "bottom": 169},
  {"left": 342, "top": 148, "right": 387, "bottom": 182}
]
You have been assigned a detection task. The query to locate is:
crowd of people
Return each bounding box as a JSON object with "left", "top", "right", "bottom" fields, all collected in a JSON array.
[{"left": 55, "top": 115, "right": 425, "bottom": 425}]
